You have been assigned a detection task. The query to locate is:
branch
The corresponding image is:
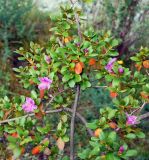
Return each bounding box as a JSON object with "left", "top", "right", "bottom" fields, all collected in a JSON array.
[
  {"left": 70, "top": 0, "right": 83, "bottom": 42},
  {"left": 70, "top": 85, "right": 80, "bottom": 160},
  {"left": 138, "top": 112, "right": 149, "bottom": 121},
  {"left": 92, "top": 86, "right": 108, "bottom": 89},
  {"left": 65, "top": 108, "right": 93, "bottom": 136},
  {"left": 0, "top": 107, "right": 93, "bottom": 136},
  {"left": 131, "top": 102, "right": 147, "bottom": 115},
  {"left": 69, "top": 1, "right": 83, "bottom": 159}
]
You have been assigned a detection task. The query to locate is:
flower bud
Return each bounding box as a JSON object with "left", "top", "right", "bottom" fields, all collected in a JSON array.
[
  {"left": 76, "top": 43, "right": 80, "bottom": 47},
  {"left": 84, "top": 48, "right": 88, "bottom": 53},
  {"left": 119, "top": 146, "right": 124, "bottom": 153},
  {"left": 118, "top": 68, "right": 124, "bottom": 74}
]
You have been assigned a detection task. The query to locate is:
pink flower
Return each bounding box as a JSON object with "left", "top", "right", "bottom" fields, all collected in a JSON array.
[
  {"left": 84, "top": 48, "right": 88, "bottom": 53},
  {"left": 119, "top": 146, "right": 124, "bottom": 153},
  {"left": 22, "top": 97, "right": 37, "bottom": 112},
  {"left": 126, "top": 114, "right": 137, "bottom": 125},
  {"left": 38, "top": 77, "right": 52, "bottom": 90},
  {"left": 45, "top": 55, "right": 51, "bottom": 64},
  {"left": 33, "top": 65, "right": 37, "bottom": 70},
  {"left": 118, "top": 68, "right": 124, "bottom": 74},
  {"left": 105, "top": 58, "right": 117, "bottom": 73}
]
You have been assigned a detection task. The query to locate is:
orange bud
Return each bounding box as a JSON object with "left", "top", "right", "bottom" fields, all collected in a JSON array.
[
  {"left": 40, "top": 89, "right": 45, "bottom": 99},
  {"left": 63, "top": 37, "right": 72, "bottom": 43},
  {"left": 101, "top": 47, "right": 107, "bottom": 54},
  {"left": 71, "top": 60, "right": 78, "bottom": 63},
  {"left": 140, "top": 92, "right": 149, "bottom": 101},
  {"left": 94, "top": 128, "right": 102, "bottom": 137},
  {"left": 75, "top": 62, "right": 83, "bottom": 74},
  {"left": 143, "top": 60, "right": 149, "bottom": 69},
  {"left": 29, "top": 79, "right": 34, "bottom": 85},
  {"left": 31, "top": 145, "right": 41, "bottom": 155},
  {"left": 110, "top": 91, "right": 118, "bottom": 98},
  {"left": 85, "top": 53, "right": 88, "bottom": 57},
  {"left": 135, "top": 64, "right": 142, "bottom": 71},
  {"left": 109, "top": 122, "right": 117, "bottom": 129},
  {"left": 21, "top": 147, "right": 25, "bottom": 154},
  {"left": 89, "top": 58, "right": 96, "bottom": 66},
  {"left": 101, "top": 155, "right": 106, "bottom": 159},
  {"left": 70, "top": 67, "right": 75, "bottom": 72},
  {"left": 11, "top": 132, "right": 18, "bottom": 138},
  {"left": 79, "top": 62, "right": 84, "bottom": 68}
]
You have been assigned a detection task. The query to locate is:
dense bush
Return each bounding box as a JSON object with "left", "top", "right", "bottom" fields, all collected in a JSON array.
[{"left": 0, "top": 3, "right": 148, "bottom": 159}]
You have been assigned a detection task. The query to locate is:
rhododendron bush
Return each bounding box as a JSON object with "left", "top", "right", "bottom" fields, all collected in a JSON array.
[{"left": 0, "top": 2, "right": 149, "bottom": 160}]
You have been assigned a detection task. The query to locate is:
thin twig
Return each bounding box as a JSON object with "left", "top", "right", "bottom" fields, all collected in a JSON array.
[
  {"left": 92, "top": 86, "right": 108, "bottom": 89},
  {"left": 0, "top": 107, "right": 93, "bottom": 136},
  {"left": 65, "top": 108, "right": 93, "bottom": 136},
  {"left": 138, "top": 112, "right": 149, "bottom": 121},
  {"left": 131, "top": 102, "right": 147, "bottom": 115},
  {"left": 69, "top": 0, "right": 83, "bottom": 159},
  {"left": 70, "top": 85, "right": 80, "bottom": 160},
  {"left": 146, "top": 70, "right": 149, "bottom": 76}
]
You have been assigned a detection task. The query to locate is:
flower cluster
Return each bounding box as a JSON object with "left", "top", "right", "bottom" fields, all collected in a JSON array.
[
  {"left": 22, "top": 97, "right": 37, "bottom": 112},
  {"left": 105, "top": 58, "right": 117, "bottom": 73},
  {"left": 126, "top": 114, "right": 138, "bottom": 125},
  {"left": 38, "top": 77, "right": 52, "bottom": 90},
  {"left": 105, "top": 58, "right": 124, "bottom": 74}
]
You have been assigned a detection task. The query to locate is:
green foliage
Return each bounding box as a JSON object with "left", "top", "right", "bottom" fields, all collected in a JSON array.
[{"left": 0, "top": 0, "right": 34, "bottom": 61}]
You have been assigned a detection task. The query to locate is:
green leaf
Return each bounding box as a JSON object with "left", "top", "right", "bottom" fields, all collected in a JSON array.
[
  {"left": 130, "top": 57, "right": 140, "bottom": 61},
  {"left": 62, "top": 74, "right": 71, "bottom": 82},
  {"left": 106, "top": 153, "right": 120, "bottom": 160},
  {"left": 125, "top": 150, "right": 137, "bottom": 157},
  {"left": 30, "top": 41, "right": 34, "bottom": 49},
  {"left": 74, "top": 74, "right": 81, "bottom": 82},
  {"left": 31, "top": 90, "right": 38, "bottom": 99},
  {"left": 89, "top": 146, "right": 100, "bottom": 156},
  {"left": 78, "top": 149, "right": 90, "bottom": 159},
  {"left": 7, "top": 136, "right": 18, "bottom": 143},
  {"left": 95, "top": 73, "right": 102, "bottom": 80},
  {"left": 13, "top": 68, "right": 20, "bottom": 72},
  {"left": 13, "top": 147, "right": 21, "bottom": 158},
  {"left": 109, "top": 51, "right": 119, "bottom": 56},
  {"left": 61, "top": 115, "right": 67, "bottom": 123},
  {"left": 62, "top": 21, "right": 70, "bottom": 30},
  {"left": 108, "top": 109, "right": 117, "bottom": 119},
  {"left": 87, "top": 122, "right": 97, "bottom": 129},
  {"left": 62, "top": 136, "right": 69, "bottom": 142},
  {"left": 20, "top": 136, "right": 32, "bottom": 145},
  {"left": 49, "top": 72, "right": 55, "bottom": 79},
  {"left": 108, "top": 131, "right": 117, "bottom": 141},
  {"left": 57, "top": 121, "right": 62, "bottom": 130},
  {"left": 136, "top": 132, "right": 145, "bottom": 138},
  {"left": 61, "top": 66, "right": 68, "bottom": 74},
  {"left": 111, "top": 39, "right": 119, "bottom": 47},
  {"left": 112, "top": 78, "right": 120, "bottom": 87},
  {"left": 126, "top": 133, "right": 136, "bottom": 139},
  {"left": 84, "top": 81, "right": 91, "bottom": 88},
  {"left": 68, "top": 80, "right": 75, "bottom": 88},
  {"left": 99, "top": 117, "right": 106, "bottom": 125}
]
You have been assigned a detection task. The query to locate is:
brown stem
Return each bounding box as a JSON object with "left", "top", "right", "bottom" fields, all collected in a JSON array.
[
  {"left": 70, "top": 85, "right": 80, "bottom": 160},
  {"left": 138, "top": 112, "right": 149, "bottom": 121},
  {"left": 65, "top": 108, "right": 93, "bottom": 136},
  {"left": 69, "top": 1, "right": 83, "bottom": 159}
]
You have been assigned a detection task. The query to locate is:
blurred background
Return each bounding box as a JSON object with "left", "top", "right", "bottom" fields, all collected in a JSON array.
[{"left": 0, "top": 0, "right": 149, "bottom": 159}]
